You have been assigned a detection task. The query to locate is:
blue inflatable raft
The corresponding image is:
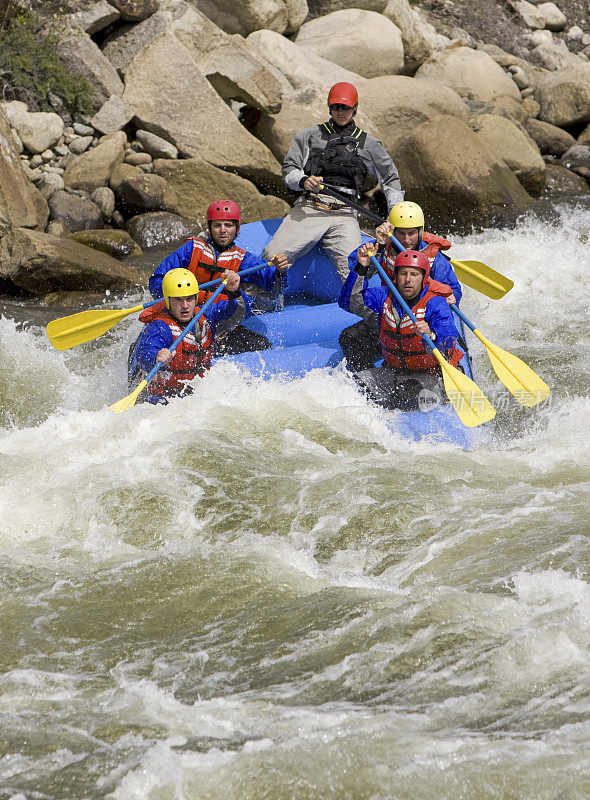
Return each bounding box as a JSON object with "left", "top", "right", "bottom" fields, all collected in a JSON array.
[{"left": 225, "top": 219, "right": 476, "bottom": 447}]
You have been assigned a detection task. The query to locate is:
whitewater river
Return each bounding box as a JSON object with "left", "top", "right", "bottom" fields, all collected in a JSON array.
[{"left": 0, "top": 202, "right": 588, "bottom": 799}]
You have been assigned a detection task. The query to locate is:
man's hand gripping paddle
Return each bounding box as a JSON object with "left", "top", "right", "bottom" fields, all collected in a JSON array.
[
  {"left": 384, "top": 230, "right": 550, "bottom": 408},
  {"left": 109, "top": 281, "right": 228, "bottom": 414},
  {"left": 367, "top": 252, "right": 496, "bottom": 428}
]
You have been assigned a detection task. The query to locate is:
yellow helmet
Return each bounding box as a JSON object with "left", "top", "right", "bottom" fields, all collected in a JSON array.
[
  {"left": 161, "top": 268, "right": 199, "bottom": 309},
  {"left": 388, "top": 201, "right": 424, "bottom": 229}
]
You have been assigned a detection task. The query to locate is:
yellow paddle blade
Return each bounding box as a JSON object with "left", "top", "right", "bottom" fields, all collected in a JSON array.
[
  {"left": 473, "top": 330, "right": 550, "bottom": 407},
  {"left": 432, "top": 349, "right": 496, "bottom": 427},
  {"left": 109, "top": 380, "right": 147, "bottom": 414},
  {"left": 449, "top": 258, "right": 514, "bottom": 300},
  {"left": 46, "top": 305, "right": 144, "bottom": 351}
]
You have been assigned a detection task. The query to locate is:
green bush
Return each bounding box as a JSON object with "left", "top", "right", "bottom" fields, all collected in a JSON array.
[{"left": 0, "top": 7, "right": 94, "bottom": 113}]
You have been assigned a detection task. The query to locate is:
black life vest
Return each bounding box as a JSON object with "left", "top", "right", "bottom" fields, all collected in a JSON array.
[{"left": 303, "top": 121, "right": 368, "bottom": 195}]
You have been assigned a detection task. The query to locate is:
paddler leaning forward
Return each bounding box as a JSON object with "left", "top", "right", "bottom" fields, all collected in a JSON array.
[
  {"left": 338, "top": 248, "right": 464, "bottom": 411},
  {"left": 128, "top": 268, "right": 240, "bottom": 404}
]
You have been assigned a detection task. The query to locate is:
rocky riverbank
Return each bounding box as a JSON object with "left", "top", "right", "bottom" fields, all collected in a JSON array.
[{"left": 0, "top": 0, "right": 589, "bottom": 303}]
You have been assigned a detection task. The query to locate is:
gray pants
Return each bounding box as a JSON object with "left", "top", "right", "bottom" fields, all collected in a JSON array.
[{"left": 262, "top": 195, "right": 362, "bottom": 283}]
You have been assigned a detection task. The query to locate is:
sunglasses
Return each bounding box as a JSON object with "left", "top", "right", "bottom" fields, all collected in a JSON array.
[{"left": 329, "top": 104, "right": 353, "bottom": 111}]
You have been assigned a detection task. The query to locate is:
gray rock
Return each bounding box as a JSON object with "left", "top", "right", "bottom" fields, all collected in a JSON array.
[
  {"left": 109, "top": 162, "right": 173, "bottom": 214},
  {"left": 536, "top": 66, "right": 590, "bottom": 126},
  {"left": 560, "top": 145, "right": 590, "bottom": 171},
  {"left": 191, "top": 0, "right": 308, "bottom": 36},
  {"left": 90, "top": 96, "right": 134, "bottom": 135},
  {"left": 536, "top": 2, "right": 566, "bottom": 32},
  {"left": 0, "top": 227, "right": 142, "bottom": 296},
  {"left": 125, "top": 152, "right": 152, "bottom": 165},
  {"left": 136, "top": 130, "right": 178, "bottom": 159},
  {"left": 543, "top": 164, "right": 589, "bottom": 195},
  {"left": 69, "top": 136, "right": 94, "bottom": 155},
  {"left": 89, "top": 186, "right": 116, "bottom": 220},
  {"left": 525, "top": 118, "right": 576, "bottom": 156},
  {"left": 126, "top": 211, "right": 200, "bottom": 248},
  {"left": 0, "top": 108, "right": 49, "bottom": 236},
  {"left": 295, "top": 10, "right": 404, "bottom": 78},
  {"left": 73, "top": 122, "right": 95, "bottom": 136},
  {"left": 3, "top": 105, "right": 64, "bottom": 154},
  {"left": 514, "top": 0, "right": 546, "bottom": 29},
  {"left": 36, "top": 173, "right": 65, "bottom": 200},
  {"left": 64, "top": 131, "right": 127, "bottom": 193},
  {"left": 109, "top": 0, "right": 159, "bottom": 22},
  {"left": 567, "top": 26, "right": 584, "bottom": 42},
  {"left": 530, "top": 29, "right": 553, "bottom": 46},
  {"left": 68, "top": 228, "right": 142, "bottom": 258},
  {"left": 49, "top": 190, "right": 103, "bottom": 231},
  {"left": 70, "top": 1, "right": 121, "bottom": 34}
]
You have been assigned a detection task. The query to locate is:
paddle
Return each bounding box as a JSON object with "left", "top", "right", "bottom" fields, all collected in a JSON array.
[
  {"left": 46, "top": 263, "right": 271, "bottom": 351},
  {"left": 383, "top": 229, "right": 550, "bottom": 407},
  {"left": 110, "top": 281, "right": 228, "bottom": 414},
  {"left": 450, "top": 304, "right": 550, "bottom": 408},
  {"left": 367, "top": 251, "right": 496, "bottom": 427},
  {"left": 317, "top": 183, "right": 514, "bottom": 300}
]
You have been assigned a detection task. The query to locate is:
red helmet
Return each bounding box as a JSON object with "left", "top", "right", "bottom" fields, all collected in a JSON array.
[
  {"left": 327, "top": 82, "right": 358, "bottom": 108},
  {"left": 394, "top": 250, "right": 431, "bottom": 281},
  {"left": 207, "top": 200, "right": 241, "bottom": 231}
]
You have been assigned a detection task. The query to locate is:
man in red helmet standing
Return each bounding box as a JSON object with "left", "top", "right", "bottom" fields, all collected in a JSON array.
[
  {"left": 149, "top": 201, "right": 288, "bottom": 353},
  {"left": 262, "top": 82, "right": 403, "bottom": 284},
  {"left": 338, "top": 247, "right": 463, "bottom": 411}
]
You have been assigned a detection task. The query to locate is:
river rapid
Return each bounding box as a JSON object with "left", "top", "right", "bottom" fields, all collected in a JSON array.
[{"left": 0, "top": 201, "right": 588, "bottom": 800}]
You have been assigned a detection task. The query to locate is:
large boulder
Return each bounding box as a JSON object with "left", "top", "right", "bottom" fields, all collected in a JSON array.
[
  {"left": 56, "top": 30, "right": 124, "bottom": 110},
  {"left": 382, "top": 0, "right": 441, "bottom": 75},
  {"left": 122, "top": 32, "right": 282, "bottom": 189},
  {"left": 103, "top": 1, "right": 283, "bottom": 114},
  {"left": 415, "top": 47, "right": 522, "bottom": 105},
  {"left": 536, "top": 2, "right": 566, "bottom": 32},
  {"left": 0, "top": 109, "right": 49, "bottom": 236},
  {"left": 192, "top": 0, "right": 308, "bottom": 35},
  {"left": 525, "top": 118, "right": 576, "bottom": 156},
  {"left": 0, "top": 228, "right": 142, "bottom": 296},
  {"left": 393, "top": 114, "right": 533, "bottom": 231},
  {"left": 295, "top": 10, "right": 404, "bottom": 78},
  {"left": 1, "top": 102, "right": 64, "bottom": 154},
  {"left": 109, "top": 162, "right": 175, "bottom": 214},
  {"left": 360, "top": 75, "right": 470, "bottom": 153},
  {"left": 126, "top": 212, "right": 200, "bottom": 248},
  {"left": 68, "top": 229, "right": 142, "bottom": 258},
  {"left": 250, "top": 85, "right": 377, "bottom": 164},
  {"left": 471, "top": 113, "right": 546, "bottom": 195},
  {"left": 153, "top": 157, "right": 290, "bottom": 224},
  {"left": 535, "top": 66, "right": 590, "bottom": 126},
  {"left": 48, "top": 190, "right": 103, "bottom": 231},
  {"left": 69, "top": 1, "right": 120, "bottom": 34},
  {"left": 246, "top": 29, "right": 365, "bottom": 95},
  {"left": 543, "top": 164, "right": 589, "bottom": 196},
  {"left": 109, "top": 0, "right": 159, "bottom": 21},
  {"left": 63, "top": 131, "right": 127, "bottom": 193}
]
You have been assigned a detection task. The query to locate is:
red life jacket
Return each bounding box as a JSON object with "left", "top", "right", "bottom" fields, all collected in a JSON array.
[
  {"left": 381, "top": 240, "right": 454, "bottom": 299},
  {"left": 138, "top": 303, "right": 213, "bottom": 399},
  {"left": 421, "top": 230, "right": 451, "bottom": 261},
  {"left": 379, "top": 283, "right": 463, "bottom": 372},
  {"left": 186, "top": 236, "right": 246, "bottom": 304}
]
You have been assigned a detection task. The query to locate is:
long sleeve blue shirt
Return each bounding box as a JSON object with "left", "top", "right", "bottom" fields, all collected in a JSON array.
[
  {"left": 339, "top": 270, "right": 460, "bottom": 351},
  {"left": 148, "top": 238, "right": 289, "bottom": 305},
  {"left": 136, "top": 299, "right": 237, "bottom": 373}
]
